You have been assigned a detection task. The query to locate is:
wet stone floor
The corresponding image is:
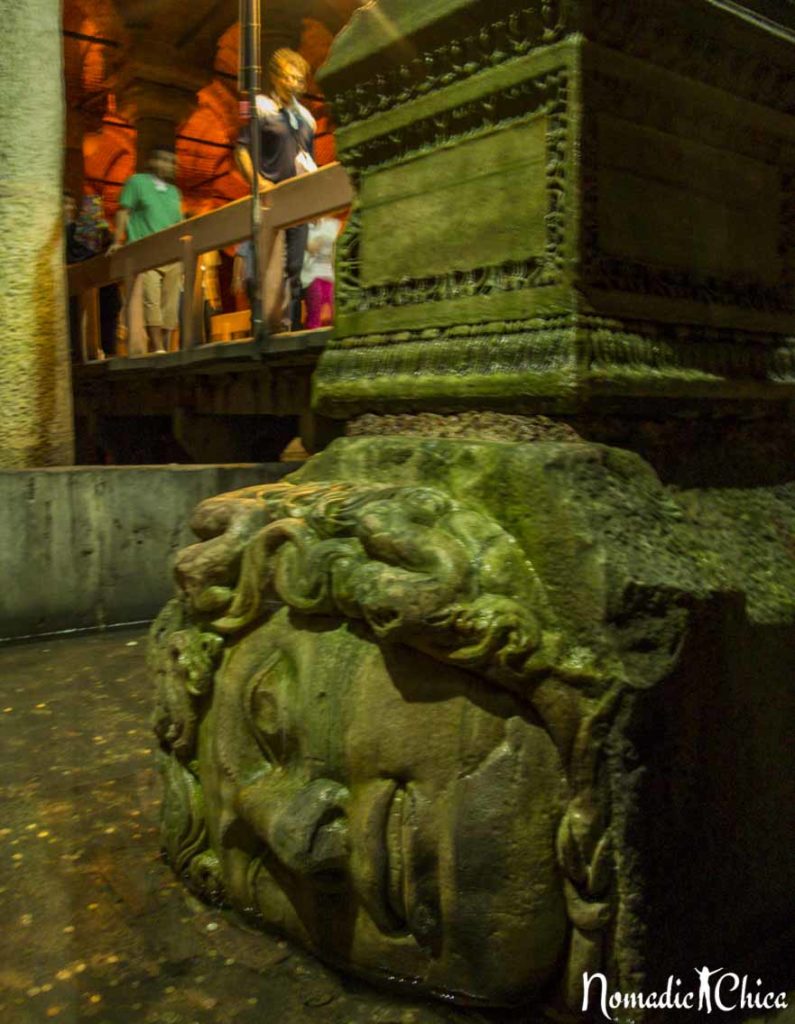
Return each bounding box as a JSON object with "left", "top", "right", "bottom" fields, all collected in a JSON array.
[
  {"left": 0, "top": 628, "right": 530, "bottom": 1024},
  {"left": 3, "top": 628, "right": 790, "bottom": 1024}
]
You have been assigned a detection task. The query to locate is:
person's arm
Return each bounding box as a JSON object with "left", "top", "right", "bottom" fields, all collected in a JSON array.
[
  {"left": 108, "top": 175, "right": 138, "bottom": 253},
  {"left": 308, "top": 217, "right": 339, "bottom": 257},
  {"left": 234, "top": 144, "right": 272, "bottom": 193},
  {"left": 305, "top": 223, "right": 321, "bottom": 256},
  {"left": 107, "top": 207, "right": 129, "bottom": 253}
]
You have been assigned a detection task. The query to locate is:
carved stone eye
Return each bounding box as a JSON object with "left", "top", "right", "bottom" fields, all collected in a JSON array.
[
  {"left": 244, "top": 653, "right": 296, "bottom": 765},
  {"left": 249, "top": 682, "right": 279, "bottom": 741}
]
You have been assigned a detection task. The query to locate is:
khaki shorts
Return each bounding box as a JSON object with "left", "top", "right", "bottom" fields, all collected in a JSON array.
[{"left": 141, "top": 263, "right": 181, "bottom": 329}]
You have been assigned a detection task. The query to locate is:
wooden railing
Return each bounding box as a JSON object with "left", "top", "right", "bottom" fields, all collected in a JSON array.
[{"left": 67, "top": 162, "right": 354, "bottom": 361}]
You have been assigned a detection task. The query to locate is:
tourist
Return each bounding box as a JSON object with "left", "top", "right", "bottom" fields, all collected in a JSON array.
[
  {"left": 109, "top": 149, "right": 183, "bottom": 354},
  {"left": 65, "top": 192, "right": 119, "bottom": 360},
  {"left": 235, "top": 48, "right": 316, "bottom": 332},
  {"left": 65, "top": 191, "right": 100, "bottom": 264},
  {"left": 300, "top": 216, "right": 340, "bottom": 329},
  {"left": 74, "top": 194, "right": 111, "bottom": 257}
]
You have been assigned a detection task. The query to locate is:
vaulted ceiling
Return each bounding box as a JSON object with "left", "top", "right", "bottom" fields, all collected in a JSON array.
[{"left": 63, "top": 0, "right": 362, "bottom": 214}]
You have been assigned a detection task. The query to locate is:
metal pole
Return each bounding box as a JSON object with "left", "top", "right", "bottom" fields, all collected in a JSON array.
[{"left": 239, "top": 0, "right": 265, "bottom": 344}]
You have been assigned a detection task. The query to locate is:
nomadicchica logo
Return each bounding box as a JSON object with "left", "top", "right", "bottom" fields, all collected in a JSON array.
[{"left": 582, "top": 967, "right": 789, "bottom": 1020}]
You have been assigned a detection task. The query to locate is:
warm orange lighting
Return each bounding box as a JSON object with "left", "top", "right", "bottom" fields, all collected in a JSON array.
[
  {"left": 79, "top": 18, "right": 105, "bottom": 93},
  {"left": 64, "top": 9, "right": 344, "bottom": 218},
  {"left": 83, "top": 104, "right": 135, "bottom": 217}
]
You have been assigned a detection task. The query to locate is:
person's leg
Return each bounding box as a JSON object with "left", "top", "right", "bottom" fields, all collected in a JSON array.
[
  {"left": 320, "top": 278, "right": 334, "bottom": 324},
  {"left": 141, "top": 268, "right": 165, "bottom": 352},
  {"left": 148, "top": 326, "right": 165, "bottom": 352},
  {"left": 161, "top": 262, "right": 182, "bottom": 349},
  {"left": 285, "top": 224, "right": 309, "bottom": 331},
  {"left": 126, "top": 275, "right": 148, "bottom": 356},
  {"left": 304, "top": 278, "right": 323, "bottom": 329}
]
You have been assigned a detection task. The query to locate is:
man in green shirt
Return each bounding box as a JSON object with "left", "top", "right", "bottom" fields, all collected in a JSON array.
[{"left": 110, "top": 149, "right": 183, "bottom": 354}]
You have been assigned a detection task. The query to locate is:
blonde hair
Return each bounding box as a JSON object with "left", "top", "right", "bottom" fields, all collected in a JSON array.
[{"left": 269, "top": 48, "right": 309, "bottom": 82}]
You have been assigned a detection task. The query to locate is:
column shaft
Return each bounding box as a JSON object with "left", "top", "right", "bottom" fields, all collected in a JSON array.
[{"left": 0, "top": 0, "right": 74, "bottom": 466}]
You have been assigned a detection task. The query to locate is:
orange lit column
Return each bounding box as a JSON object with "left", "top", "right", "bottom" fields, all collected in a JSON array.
[
  {"left": 114, "top": 44, "right": 204, "bottom": 168},
  {"left": 64, "top": 109, "right": 103, "bottom": 199},
  {"left": 0, "top": 0, "right": 74, "bottom": 466}
]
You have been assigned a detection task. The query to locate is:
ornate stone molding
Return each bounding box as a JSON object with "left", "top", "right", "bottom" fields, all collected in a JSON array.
[
  {"left": 315, "top": 316, "right": 795, "bottom": 414},
  {"left": 327, "top": 316, "right": 572, "bottom": 352},
  {"left": 342, "top": 71, "right": 557, "bottom": 173},
  {"left": 328, "top": 2, "right": 565, "bottom": 127},
  {"left": 581, "top": 317, "right": 795, "bottom": 383},
  {"left": 341, "top": 254, "right": 550, "bottom": 316},
  {"left": 317, "top": 0, "right": 795, "bottom": 419},
  {"left": 336, "top": 69, "right": 569, "bottom": 316},
  {"left": 589, "top": 0, "right": 795, "bottom": 116},
  {"left": 581, "top": 68, "right": 795, "bottom": 313},
  {"left": 326, "top": 0, "right": 795, "bottom": 131},
  {"left": 346, "top": 410, "right": 583, "bottom": 442},
  {"left": 582, "top": 255, "right": 794, "bottom": 313}
]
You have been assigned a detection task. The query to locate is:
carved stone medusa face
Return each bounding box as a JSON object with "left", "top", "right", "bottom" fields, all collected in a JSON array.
[
  {"left": 200, "top": 607, "right": 568, "bottom": 1004},
  {"left": 154, "top": 478, "right": 623, "bottom": 1009}
]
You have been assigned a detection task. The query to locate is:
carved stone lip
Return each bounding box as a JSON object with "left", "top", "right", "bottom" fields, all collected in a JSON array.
[
  {"left": 356, "top": 778, "right": 410, "bottom": 936},
  {"left": 384, "top": 783, "right": 407, "bottom": 927}
]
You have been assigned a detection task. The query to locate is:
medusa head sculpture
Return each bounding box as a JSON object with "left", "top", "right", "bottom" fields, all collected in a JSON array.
[{"left": 150, "top": 479, "right": 649, "bottom": 1009}]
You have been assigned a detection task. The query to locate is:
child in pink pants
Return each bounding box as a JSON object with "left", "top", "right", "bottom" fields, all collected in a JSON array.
[{"left": 301, "top": 217, "right": 340, "bottom": 329}]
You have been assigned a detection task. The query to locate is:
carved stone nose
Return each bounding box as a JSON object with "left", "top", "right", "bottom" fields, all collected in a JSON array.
[
  {"left": 234, "top": 772, "right": 351, "bottom": 881},
  {"left": 267, "top": 777, "right": 350, "bottom": 879}
]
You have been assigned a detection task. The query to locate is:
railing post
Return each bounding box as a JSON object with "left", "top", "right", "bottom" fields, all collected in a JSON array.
[
  {"left": 180, "top": 235, "right": 203, "bottom": 350},
  {"left": 123, "top": 262, "right": 147, "bottom": 357},
  {"left": 240, "top": 0, "right": 263, "bottom": 341},
  {"left": 123, "top": 263, "right": 135, "bottom": 348},
  {"left": 78, "top": 287, "right": 100, "bottom": 362},
  {"left": 259, "top": 220, "right": 284, "bottom": 339}
]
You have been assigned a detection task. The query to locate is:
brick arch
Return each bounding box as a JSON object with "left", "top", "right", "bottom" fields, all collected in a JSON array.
[
  {"left": 83, "top": 112, "right": 136, "bottom": 216},
  {"left": 177, "top": 81, "right": 248, "bottom": 210},
  {"left": 63, "top": 0, "right": 122, "bottom": 38},
  {"left": 63, "top": 0, "right": 124, "bottom": 101}
]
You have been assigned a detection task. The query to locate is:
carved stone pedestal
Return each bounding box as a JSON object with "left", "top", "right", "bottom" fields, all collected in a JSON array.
[
  {"left": 314, "top": 0, "right": 795, "bottom": 435},
  {"left": 151, "top": 2, "right": 795, "bottom": 1019}
]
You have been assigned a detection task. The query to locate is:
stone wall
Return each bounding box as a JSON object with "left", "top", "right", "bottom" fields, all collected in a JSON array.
[{"left": 0, "top": 465, "right": 292, "bottom": 640}]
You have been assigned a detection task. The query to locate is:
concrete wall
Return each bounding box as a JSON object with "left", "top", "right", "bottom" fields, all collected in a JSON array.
[{"left": 0, "top": 464, "right": 294, "bottom": 640}]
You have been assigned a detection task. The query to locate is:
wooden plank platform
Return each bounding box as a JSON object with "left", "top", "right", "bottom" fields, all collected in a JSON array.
[
  {"left": 71, "top": 328, "right": 340, "bottom": 463},
  {"left": 74, "top": 328, "right": 331, "bottom": 379}
]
